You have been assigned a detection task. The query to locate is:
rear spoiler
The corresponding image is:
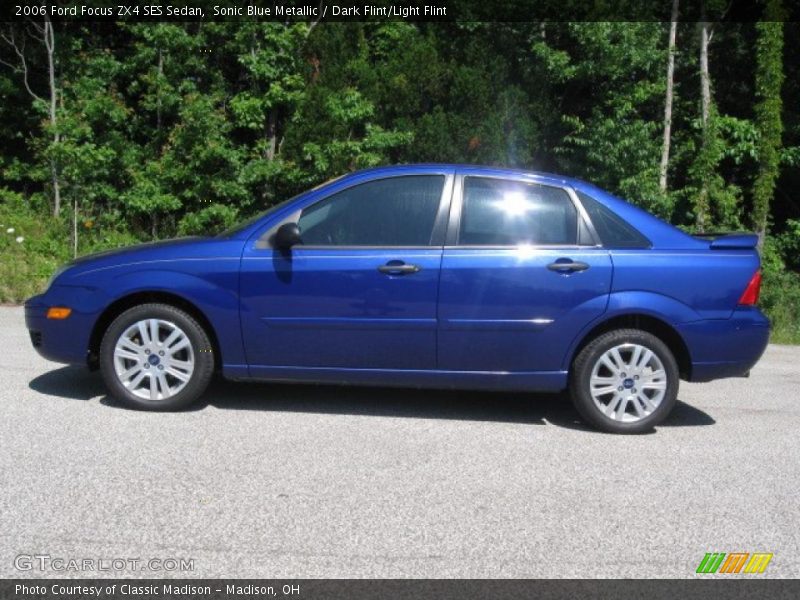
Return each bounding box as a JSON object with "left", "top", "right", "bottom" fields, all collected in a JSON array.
[{"left": 693, "top": 232, "right": 759, "bottom": 250}]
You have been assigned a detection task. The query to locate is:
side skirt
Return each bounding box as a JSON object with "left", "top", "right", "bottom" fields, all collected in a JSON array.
[{"left": 224, "top": 364, "right": 568, "bottom": 393}]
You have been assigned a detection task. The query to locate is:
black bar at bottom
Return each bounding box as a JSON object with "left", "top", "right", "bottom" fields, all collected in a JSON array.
[{"left": 2, "top": 579, "right": 800, "bottom": 600}]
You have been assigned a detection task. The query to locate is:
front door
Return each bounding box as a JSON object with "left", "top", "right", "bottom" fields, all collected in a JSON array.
[
  {"left": 240, "top": 172, "right": 453, "bottom": 370},
  {"left": 437, "top": 174, "right": 612, "bottom": 373}
]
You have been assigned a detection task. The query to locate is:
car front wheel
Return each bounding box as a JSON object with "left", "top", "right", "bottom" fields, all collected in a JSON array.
[
  {"left": 99, "top": 303, "right": 214, "bottom": 411},
  {"left": 569, "top": 328, "right": 679, "bottom": 433}
]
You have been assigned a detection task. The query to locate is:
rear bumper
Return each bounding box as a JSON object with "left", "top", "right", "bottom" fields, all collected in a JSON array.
[{"left": 678, "top": 308, "right": 770, "bottom": 382}]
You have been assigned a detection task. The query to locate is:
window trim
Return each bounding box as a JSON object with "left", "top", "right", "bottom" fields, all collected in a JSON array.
[
  {"left": 258, "top": 173, "right": 454, "bottom": 250},
  {"left": 446, "top": 174, "right": 601, "bottom": 249}
]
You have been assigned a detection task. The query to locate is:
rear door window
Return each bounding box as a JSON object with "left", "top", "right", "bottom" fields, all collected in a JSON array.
[{"left": 459, "top": 177, "right": 578, "bottom": 246}]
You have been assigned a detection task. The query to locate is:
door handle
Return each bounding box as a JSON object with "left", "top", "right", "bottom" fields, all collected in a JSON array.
[
  {"left": 378, "top": 261, "right": 421, "bottom": 275},
  {"left": 547, "top": 259, "right": 590, "bottom": 273}
]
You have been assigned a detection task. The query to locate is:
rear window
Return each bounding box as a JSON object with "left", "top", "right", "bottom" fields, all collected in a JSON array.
[{"left": 577, "top": 191, "right": 651, "bottom": 249}]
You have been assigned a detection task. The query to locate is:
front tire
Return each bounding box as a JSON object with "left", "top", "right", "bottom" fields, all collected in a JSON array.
[
  {"left": 99, "top": 303, "right": 214, "bottom": 411},
  {"left": 569, "top": 329, "right": 679, "bottom": 433}
]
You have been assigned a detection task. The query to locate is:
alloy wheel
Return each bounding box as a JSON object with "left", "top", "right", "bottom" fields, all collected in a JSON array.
[
  {"left": 112, "top": 318, "right": 195, "bottom": 401},
  {"left": 588, "top": 343, "right": 668, "bottom": 422}
]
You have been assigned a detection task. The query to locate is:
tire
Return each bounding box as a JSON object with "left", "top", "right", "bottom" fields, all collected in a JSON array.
[
  {"left": 569, "top": 328, "right": 679, "bottom": 434},
  {"left": 99, "top": 303, "right": 214, "bottom": 411}
]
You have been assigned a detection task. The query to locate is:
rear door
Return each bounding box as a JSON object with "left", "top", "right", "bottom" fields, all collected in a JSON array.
[
  {"left": 437, "top": 173, "right": 613, "bottom": 373},
  {"left": 239, "top": 170, "right": 453, "bottom": 370}
]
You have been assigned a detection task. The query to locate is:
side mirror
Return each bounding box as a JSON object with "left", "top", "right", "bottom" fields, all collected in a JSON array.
[{"left": 274, "top": 222, "right": 302, "bottom": 250}]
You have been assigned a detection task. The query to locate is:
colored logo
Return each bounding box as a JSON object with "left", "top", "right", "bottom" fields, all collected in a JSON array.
[{"left": 696, "top": 552, "right": 773, "bottom": 574}]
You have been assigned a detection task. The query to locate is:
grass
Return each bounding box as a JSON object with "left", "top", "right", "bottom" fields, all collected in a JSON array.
[
  {"left": 0, "top": 203, "right": 69, "bottom": 303},
  {"left": 0, "top": 194, "right": 137, "bottom": 303},
  {"left": 760, "top": 271, "right": 800, "bottom": 344}
]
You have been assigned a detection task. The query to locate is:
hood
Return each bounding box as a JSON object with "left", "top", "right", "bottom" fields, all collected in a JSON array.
[{"left": 67, "top": 237, "right": 207, "bottom": 267}]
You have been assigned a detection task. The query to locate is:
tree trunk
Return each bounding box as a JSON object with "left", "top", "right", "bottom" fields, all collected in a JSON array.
[
  {"left": 266, "top": 109, "right": 277, "bottom": 160},
  {"left": 659, "top": 0, "right": 679, "bottom": 193},
  {"left": 699, "top": 22, "right": 710, "bottom": 128},
  {"left": 72, "top": 198, "right": 78, "bottom": 258},
  {"left": 696, "top": 18, "right": 712, "bottom": 232},
  {"left": 154, "top": 47, "right": 163, "bottom": 238},
  {"left": 156, "top": 48, "right": 163, "bottom": 131},
  {"left": 44, "top": 16, "right": 61, "bottom": 218}
]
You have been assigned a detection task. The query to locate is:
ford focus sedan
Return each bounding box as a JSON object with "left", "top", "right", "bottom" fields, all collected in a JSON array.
[{"left": 25, "top": 165, "right": 769, "bottom": 433}]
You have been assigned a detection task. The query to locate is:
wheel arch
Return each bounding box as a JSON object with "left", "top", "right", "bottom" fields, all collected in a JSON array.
[
  {"left": 568, "top": 313, "right": 693, "bottom": 380},
  {"left": 87, "top": 291, "right": 222, "bottom": 372}
]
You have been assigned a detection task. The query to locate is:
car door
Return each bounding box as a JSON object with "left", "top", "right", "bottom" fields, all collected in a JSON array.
[
  {"left": 239, "top": 170, "right": 454, "bottom": 371},
  {"left": 437, "top": 173, "right": 613, "bottom": 373}
]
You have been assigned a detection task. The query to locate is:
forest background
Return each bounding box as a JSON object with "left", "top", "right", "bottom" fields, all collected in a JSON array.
[{"left": 2, "top": 5, "right": 799, "bottom": 341}]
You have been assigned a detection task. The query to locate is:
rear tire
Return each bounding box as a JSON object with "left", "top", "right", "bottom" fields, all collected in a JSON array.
[
  {"left": 569, "top": 328, "right": 679, "bottom": 433},
  {"left": 99, "top": 303, "right": 214, "bottom": 411}
]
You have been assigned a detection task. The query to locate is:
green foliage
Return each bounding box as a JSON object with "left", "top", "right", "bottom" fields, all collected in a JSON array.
[
  {"left": 759, "top": 237, "right": 800, "bottom": 344},
  {"left": 177, "top": 203, "right": 239, "bottom": 236},
  {"left": 0, "top": 188, "right": 138, "bottom": 302},
  {"left": 752, "top": 11, "right": 785, "bottom": 243},
  {"left": 686, "top": 107, "right": 743, "bottom": 231},
  {"left": 0, "top": 19, "right": 798, "bottom": 341},
  {"left": 533, "top": 23, "right": 674, "bottom": 218},
  {"left": 0, "top": 189, "right": 67, "bottom": 303},
  {"left": 775, "top": 219, "right": 800, "bottom": 270}
]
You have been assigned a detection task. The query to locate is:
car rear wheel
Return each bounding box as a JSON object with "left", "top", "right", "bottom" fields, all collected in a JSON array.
[
  {"left": 569, "top": 329, "right": 679, "bottom": 433},
  {"left": 99, "top": 303, "right": 214, "bottom": 411}
]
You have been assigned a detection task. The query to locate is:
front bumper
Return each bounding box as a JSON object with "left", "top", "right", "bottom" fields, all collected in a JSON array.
[
  {"left": 678, "top": 308, "right": 771, "bottom": 382},
  {"left": 25, "top": 287, "right": 103, "bottom": 365}
]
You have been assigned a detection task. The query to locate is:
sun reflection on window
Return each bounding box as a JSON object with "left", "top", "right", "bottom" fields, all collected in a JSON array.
[{"left": 492, "top": 190, "right": 534, "bottom": 217}]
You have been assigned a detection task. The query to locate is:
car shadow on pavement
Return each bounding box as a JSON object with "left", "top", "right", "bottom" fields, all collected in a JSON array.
[
  {"left": 28, "top": 364, "right": 106, "bottom": 400},
  {"left": 29, "top": 366, "right": 716, "bottom": 432}
]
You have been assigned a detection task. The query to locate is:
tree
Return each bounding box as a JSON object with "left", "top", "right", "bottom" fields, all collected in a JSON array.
[
  {"left": 226, "top": 21, "right": 310, "bottom": 207},
  {"left": 695, "top": 11, "right": 713, "bottom": 230},
  {"left": 0, "top": 17, "right": 62, "bottom": 216},
  {"left": 123, "top": 23, "right": 207, "bottom": 237},
  {"left": 690, "top": 1, "right": 743, "bottom": 232},
  {"left": 659, "top": 0, "right": 679, "bottom": 192},
  {"left": 283, "top": 23, "right": 414, "bottom": 183},
  {"left": 752, "top": 1, "right": 785, "bottom": 251},
  {"left": 531, "top": 22, "right": 670, "bottom": 217},
  {"left": 57, "top": 44, "right": 129, "bottom": 256},
  {"left": 0, "top": 16, "right": 796, "bottom": 264}
]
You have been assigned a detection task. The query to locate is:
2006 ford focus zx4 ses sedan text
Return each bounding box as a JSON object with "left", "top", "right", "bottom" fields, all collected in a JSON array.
[{"left": 25, "top": 165, "right": 770, "bottom": 433}]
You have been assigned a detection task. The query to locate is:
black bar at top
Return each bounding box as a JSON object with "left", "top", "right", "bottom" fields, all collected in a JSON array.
[{"left": 1, "top": 0, "right": 797, "bottom": 23}]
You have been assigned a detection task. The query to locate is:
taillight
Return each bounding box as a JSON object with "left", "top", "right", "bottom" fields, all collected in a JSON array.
[{"left": 738, "top": 270, "right": 762, "bottom": 306}]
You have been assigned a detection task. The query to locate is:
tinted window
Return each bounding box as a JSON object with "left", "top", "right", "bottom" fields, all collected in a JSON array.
[
  {"left": 459, "top": 177, "right": 578, "bottom": 246},
  {"left": 222, "top": 175, "right": 348, "bottom": 238},
  {"left": 577, "top": 191, "right": 651, "bottom": 248},
  {"left": 297, "top": 176, "right": 444, "bottom": 246}
]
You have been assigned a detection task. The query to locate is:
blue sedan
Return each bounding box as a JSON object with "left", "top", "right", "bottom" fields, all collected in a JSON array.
[{"left": 25, "top": 165, "right": 769, "bottom": 433}]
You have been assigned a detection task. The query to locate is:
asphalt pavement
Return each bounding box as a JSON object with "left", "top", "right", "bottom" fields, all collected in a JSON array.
[{"left": 1, "top": 306, "right": 798, "bottom": 578}]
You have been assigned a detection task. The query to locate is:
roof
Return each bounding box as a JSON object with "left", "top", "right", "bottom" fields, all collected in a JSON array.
[{"left": 346, "top": 163, "right": 580, "bottom": 188}]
